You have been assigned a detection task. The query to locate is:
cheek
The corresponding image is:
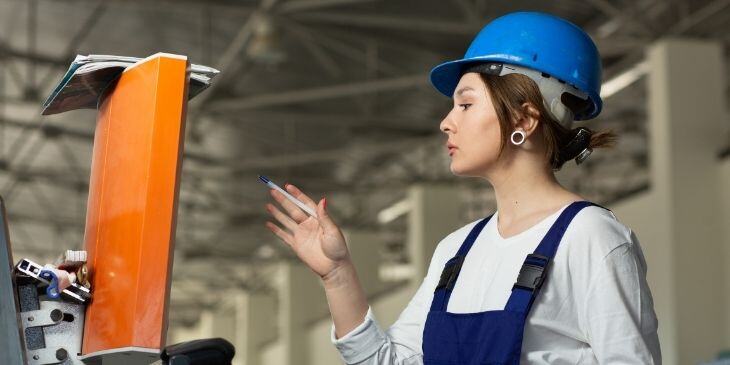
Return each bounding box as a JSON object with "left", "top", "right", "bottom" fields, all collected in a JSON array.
[
  {"left": 463, "top": 112, "right": 502, "bottom": 156},
  {"left": 450, "top": 110, "right": 503, "bottom": 175}
]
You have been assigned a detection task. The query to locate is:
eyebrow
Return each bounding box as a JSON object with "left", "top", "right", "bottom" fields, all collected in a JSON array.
[{"left": 455, "top": 86, "right": 475, "bottom": 97}]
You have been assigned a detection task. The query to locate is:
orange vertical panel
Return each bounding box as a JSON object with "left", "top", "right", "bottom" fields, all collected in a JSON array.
[{"left": 82, "top": 54, "right": 189, "bottom": 354}]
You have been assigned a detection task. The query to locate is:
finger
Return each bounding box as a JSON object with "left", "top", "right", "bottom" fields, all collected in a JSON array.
[
  {"left": 266, "top": 203, "right": 298, "bottom": 231},
  {"left": 316, "top": 197, "right": 339, "bottom": 233},
  {"left": 284, "top": 184, "right": 317, "bottom": 210},
  {"left": 270, "top": 189, "right": 308, "bottom": 223},
  {"left": 265, "top": 221, "right": 294, "bottom": 247}
]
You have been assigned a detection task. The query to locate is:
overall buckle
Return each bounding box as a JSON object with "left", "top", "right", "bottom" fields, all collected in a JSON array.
[
  {"left": 435, "top": 256, "right": 464, "bottom": 291},
  {"left": 513, "top": 254, "right": 550, "bottom": 291}
]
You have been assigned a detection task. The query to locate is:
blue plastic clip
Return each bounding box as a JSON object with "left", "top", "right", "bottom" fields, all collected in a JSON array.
[{"left": 39, "top": 270, "right": 60, "bottom": 299}]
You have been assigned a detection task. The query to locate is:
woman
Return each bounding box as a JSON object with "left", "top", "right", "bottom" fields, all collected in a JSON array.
[{"left": 265, "top": 12, "right": 661, "bottom": 364}]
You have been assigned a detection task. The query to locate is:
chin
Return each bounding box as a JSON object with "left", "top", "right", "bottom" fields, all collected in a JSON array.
[
  {"left": 449, "top": 162, "right": 478, "bottom": 177},
  {"left": 449, "top": 160, "right": 492, "bottom": 178}
]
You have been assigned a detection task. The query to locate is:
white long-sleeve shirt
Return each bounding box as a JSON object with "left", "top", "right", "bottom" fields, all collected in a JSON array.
[{"left": 331, "top": 204, "right": 661, "bottom": 364}]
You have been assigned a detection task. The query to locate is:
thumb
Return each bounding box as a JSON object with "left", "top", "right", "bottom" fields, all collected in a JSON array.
[{"left": 317, "top": 197, "right": 338, "bottom": 233}]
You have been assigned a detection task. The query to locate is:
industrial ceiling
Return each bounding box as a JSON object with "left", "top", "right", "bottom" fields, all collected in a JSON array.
[{"left": 0, "top": 0, "right": 728, "bottom": 326}]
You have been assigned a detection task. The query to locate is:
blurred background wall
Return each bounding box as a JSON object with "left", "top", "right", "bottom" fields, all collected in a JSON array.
[{"left": 0, "top": 1, "right": 728, "bottom": 364}]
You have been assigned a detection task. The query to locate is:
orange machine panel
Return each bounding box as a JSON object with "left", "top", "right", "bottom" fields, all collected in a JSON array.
[{"left": 82, "top": 54, "right": 189, "bottom": 354}]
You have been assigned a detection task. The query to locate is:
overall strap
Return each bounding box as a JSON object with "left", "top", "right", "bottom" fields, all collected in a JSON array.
[
  {"left": 429, "top": 215, "right": 493, "bottom": 312},
  {"left": 504, "top": 201, "right": 604, "bottom": 314}
]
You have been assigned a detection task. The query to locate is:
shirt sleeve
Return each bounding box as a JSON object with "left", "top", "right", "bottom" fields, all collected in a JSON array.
[
  {"left": 330, "top": 239, "right": 450, "bottom": 365},
  {"left": 582, "top": 232, "right": 662, "bottom": 364}
]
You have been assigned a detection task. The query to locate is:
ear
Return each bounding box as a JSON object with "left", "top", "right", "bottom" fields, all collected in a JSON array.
[{"left": 513, "top": 102, "right": 541, "bottom": 137}]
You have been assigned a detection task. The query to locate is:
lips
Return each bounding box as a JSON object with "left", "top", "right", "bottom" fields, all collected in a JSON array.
[{"left": 446, "top": 142, "right": 457, "bottom": 156}]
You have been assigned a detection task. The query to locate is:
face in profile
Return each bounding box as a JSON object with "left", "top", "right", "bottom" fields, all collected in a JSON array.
[{"left": 440, "top": 72, "right": 505, "bottom": 178}]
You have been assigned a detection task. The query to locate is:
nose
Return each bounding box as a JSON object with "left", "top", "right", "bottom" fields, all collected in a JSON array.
[{"left": 440, "top": 110, "right": 455, "bottom": 134}]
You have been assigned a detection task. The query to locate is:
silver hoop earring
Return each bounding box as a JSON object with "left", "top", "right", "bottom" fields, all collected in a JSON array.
[{"left": 510, "top": 130, "right": 526, "bottom": 145}]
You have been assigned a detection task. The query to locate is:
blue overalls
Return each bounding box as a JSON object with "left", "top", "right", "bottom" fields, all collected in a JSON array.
[{"left": 422, "top": 201, "right": 601, "bottom": 364}]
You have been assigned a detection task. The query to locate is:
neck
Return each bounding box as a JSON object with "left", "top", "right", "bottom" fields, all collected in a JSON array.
[{"left": 486, "top": 153, "right": 571, "bottom": 224}]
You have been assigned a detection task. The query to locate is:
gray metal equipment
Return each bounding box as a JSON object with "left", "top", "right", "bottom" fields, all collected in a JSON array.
[
  {"left": 1, "top": 192, "right": 235, "bottom": 365},
  {"left": 0, "top": 197, "right": 27, "bottom": 365}
]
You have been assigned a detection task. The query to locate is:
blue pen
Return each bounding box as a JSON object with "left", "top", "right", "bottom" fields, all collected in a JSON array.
[{"left": 259, "top": 175, "right": 318, "bottom": 218}]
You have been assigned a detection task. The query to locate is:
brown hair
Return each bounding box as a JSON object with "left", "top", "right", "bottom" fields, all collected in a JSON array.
[{"left": 478, "top": 73, "right": 616, "bottom": 169}]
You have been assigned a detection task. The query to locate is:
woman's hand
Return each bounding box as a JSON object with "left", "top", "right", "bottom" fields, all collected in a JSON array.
[
  {"left": 265, "top": 184, "right": 369, "bottom": 338},
  {"left": 265, "top": 184, "right": 349, "bottom": 279}
]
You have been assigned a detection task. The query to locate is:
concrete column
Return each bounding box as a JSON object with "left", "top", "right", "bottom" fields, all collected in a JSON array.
[
  {"left": 172, "top": 291, "right": 277, "bottom": 365},
  {"left": 721, "top": 158, "right": 730, "bottom": 350},
  {"left": 184, "top": 309, "right": 215, "bottom": 341},
  {"left": 646, "top": 38, "right": 727, "bottom": 364},
  {"left": 407, "top": 184, "right": 462, "bottom": 282},
  {"left": 210, "top": 300, "right": 237, "bottom": 356},
  {"left": 300, "top": 230, "right": 387, "bottom": 365},
  {"left": 236, "top": 292, "right": 278, "bottom": 365},
  {"left": 168, "top": 322, "right": 209, "bottom": 346},
  {"left": 265, "top": 230, "right": 388, "bottom": 365},
  {"left": 276, "top": 262, "right": 329, "bottom": 365},
  {"left": 344, "top": 229, "right": 387, "bottom": 296},
  {"left": 191, "top": 301, "right": 238, "bottom": 363}
]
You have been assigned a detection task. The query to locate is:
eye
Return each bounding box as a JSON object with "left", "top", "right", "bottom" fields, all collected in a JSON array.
[{"left": 458, "top": 103, "right": 472, "bottom": 111}]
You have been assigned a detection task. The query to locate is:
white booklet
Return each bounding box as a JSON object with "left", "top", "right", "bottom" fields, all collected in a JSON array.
[{"left": 41, "top": 54, "right": 219, "bottom": 116}]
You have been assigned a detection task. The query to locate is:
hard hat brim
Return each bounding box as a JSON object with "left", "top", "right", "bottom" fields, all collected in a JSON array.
[
  {"left": 429, "top": 57, "right": 602, "bottom": 120},
  {"left": 430, "top": 56, "right": 526, "bottom": 98},
  {"left": 430, "top": 58, "right": 478, "bottom": 99}
]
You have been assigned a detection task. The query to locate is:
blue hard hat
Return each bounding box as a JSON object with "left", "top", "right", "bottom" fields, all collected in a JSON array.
[{"left": 430, "top": 12, "right": 603, "bottom": 120}]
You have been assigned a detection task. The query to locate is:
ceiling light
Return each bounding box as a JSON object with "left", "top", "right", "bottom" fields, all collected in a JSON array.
[
  {"left": 601, "top": 60, "right": 648, "bottom": 99},
  {"left": 377, "top": 199, "right": 411, "bottom": 224}
]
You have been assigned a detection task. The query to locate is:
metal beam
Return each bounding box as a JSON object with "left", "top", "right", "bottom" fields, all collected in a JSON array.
[
  {"left": 593, "top": 36, "right": 651, "bottom": 57},
  {"left": 297, "top": 23, "right": 443, "bottom": 61},
  {"left": 280, "top": 19, "right": 343, "bottom": 78},
  {"left": 37, "top": 2, "right": 107, "bottom": 90},
  {"left": 7, "top": 211, "right": 83, "bottom": 229},
  {"left": 0, "top": 43, "right": 71, "bottom": 66},
  {"left": 69, "top": 0, "right": 255, "bottom": 16},
  {"left": 186, "top": 0, "right": 280, "bottom": 141},
  {"left": 292, "top": 12, "right": 479, "bottom": 34},
  {"left": 0, "top": 117, "right": 94, "bottom": 140},
  {"left": 602, "top": 0, "right": 730, "bottom": 83},
  {"left": 188, "top": 0, "right": 279, "bottom": 110},
  {"left": 278, "top": 0, "right": 378, "bottom": 13},
  {"left": 667, "top": 0, "right": 730, "bottom": 34},
  {"left": 25, "top": 0, "right": 38, "bottom": 91},
  {"left": 282, "top": 20, "right": 402, "bottom": 75},
  {"left": 450, "top": 0, "right": 480, "bottom": 26},
  {"left": 0, "top": 116, "right": 233, "bottom": 170},
  {"left": 217, "top": 135, "right": 436, "bottom": 172},
  {"left": 217, "top": 111, "right": 436, "bottom": 131},
  {"left": 207, "top": 74, "right": 428, "bottom": 111},
  {"left": 585, "top": 0, "right": 655, "bottom": 36},
  {"left": 0, "top": 166, "right": 244, "bottom": 222}
]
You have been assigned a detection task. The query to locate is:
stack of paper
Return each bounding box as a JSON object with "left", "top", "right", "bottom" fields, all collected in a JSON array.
[{"left": 41, "top": 54, "right": 219, "bottom": 115}]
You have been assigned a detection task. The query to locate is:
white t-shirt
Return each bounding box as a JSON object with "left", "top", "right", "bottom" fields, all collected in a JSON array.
[{"left": 331, "top": 204, "right": 661, "bottom": 364}]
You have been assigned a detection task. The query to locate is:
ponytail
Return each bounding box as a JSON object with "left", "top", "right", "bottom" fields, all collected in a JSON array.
[{"left": 553, "top": 127, "right": 617, "bottom": 169}]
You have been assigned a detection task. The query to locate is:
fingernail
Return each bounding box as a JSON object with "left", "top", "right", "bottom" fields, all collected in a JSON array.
[{"left": 323, "top": 197, "right": 327, "bottom": 209}]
